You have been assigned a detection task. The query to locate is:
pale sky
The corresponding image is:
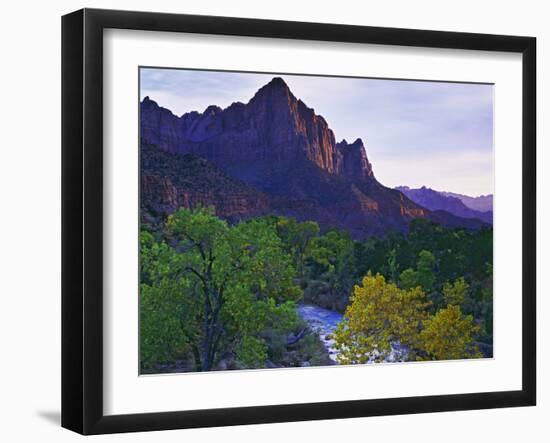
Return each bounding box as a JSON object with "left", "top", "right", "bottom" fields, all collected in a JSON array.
[{"left": 140, "top": 68, "right": 494, "bottom": 197}]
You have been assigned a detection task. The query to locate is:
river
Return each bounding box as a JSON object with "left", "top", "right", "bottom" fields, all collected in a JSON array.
[{"left": 297, "top": 304, "right": 343, "bottom": 362}]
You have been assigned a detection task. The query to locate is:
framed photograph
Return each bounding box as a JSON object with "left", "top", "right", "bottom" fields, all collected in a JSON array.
[{"left": 62, "top": 8, "right": 536, "bottom": 435}]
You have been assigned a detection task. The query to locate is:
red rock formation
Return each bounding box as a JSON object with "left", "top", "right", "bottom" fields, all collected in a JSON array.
[
  {"left": 140, "top": 146, "right": 272, "bottom": 228},
  {"left": 140, "top": 77, "right": 487, "bottom": 238},
  {"left": 141, "top": 77, "right": 374, "bottom": 182}
]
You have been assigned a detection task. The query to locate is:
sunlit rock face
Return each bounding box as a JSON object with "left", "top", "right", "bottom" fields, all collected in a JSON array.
[{"left": 141, "top": 78, "right": 374, "bottom": 181}]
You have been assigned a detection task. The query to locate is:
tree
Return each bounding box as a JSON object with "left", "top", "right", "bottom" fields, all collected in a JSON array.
[
  {"left": 387, "top": 248, "right": 399, "bottom": 283},
  {"left": 275, "top": 218, "right": 319, "bottom": 277},
  {"left": 442, "top": 277, "right": 469, "bottom": 307},
  {"left": 399, "top": 267, "right": 418, "bottom": 290},
  {"left": 307, "top": 229, "right": 356, "bottom": 292},
  {"left": 398, "top": 250, "right": 435, "bottom": 293},
  {"left": 141, "top": 207, "right": 302, "bottom": 371},
  {"left": 481, "top": 287, "right": 493, "bottom": 337},
  {"left": 420, "top": 305, "right": 481, "bottom": 360},
  {"left": 140, "top": 231, "right": 198, "bottom": 370},
  {"left": 416, "top": 250, "right": 436, "bottom": 293},
  {"left": 334, "top": 273, "right": 430, "bottom": 364}
]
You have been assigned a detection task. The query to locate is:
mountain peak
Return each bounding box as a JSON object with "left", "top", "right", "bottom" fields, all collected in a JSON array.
[
  {"left": 250, "top": 77, "right": 294, "bottom": 103},
  {"left": 336, "top": 138, "right": 373, "bottom": 180},
  {"left": 203, "top": 104, "right": 222, "bottom": 115},
  {"left": 265, "top": 76, "right": 290, "bottom": 90},
  {"left": 141, "top": 76, "right": 376, "bottom": 181},
  {"left": 141, "top": 96, "right": 158, "bottom": 107}
]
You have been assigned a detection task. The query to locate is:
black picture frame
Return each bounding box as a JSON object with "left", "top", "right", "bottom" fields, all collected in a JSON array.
[{"left": 62, "top": 8, "right": 536, "bottom": 435}]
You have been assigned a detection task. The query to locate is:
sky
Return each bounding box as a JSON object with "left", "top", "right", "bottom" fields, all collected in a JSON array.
[{"left": 140, "top": 68, "right": 494, "bottom": 197}]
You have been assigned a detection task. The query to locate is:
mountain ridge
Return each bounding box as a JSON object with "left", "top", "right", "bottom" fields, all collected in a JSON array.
[
  {"left": 396, "top": 186, "right": 492, "bottom": 224},
  {"left": 140, "top": 77, "right": 488, "bottom": 238},
  {"left": 440, "top": 190, "right": 493, "bottom": 213},
  {"left": 141, "top": 77, "right": 374, "bottom": 183}
]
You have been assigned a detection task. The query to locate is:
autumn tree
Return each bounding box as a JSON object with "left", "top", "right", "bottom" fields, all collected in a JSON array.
[
  {"left": 420, "top": 305, "right": 481, "bottom": 360},
  {"left": 334, "top": 273, "right": 430, "bottom": 364}
]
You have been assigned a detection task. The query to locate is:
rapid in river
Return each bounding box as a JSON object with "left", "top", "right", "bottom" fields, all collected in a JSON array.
[{"left": 297, "top": 304, "right": 343, "bottom": 362}]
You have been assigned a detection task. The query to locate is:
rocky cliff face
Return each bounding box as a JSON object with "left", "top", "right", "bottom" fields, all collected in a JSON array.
[
  {"left": 141, "top": 77, "right": 374, "bottom": 184},
  {"left": 140, "top": 145, "right": 272, "bottom": 229},
  {"left": 141, "top": 77, "right": 487, "bottom": 238}
]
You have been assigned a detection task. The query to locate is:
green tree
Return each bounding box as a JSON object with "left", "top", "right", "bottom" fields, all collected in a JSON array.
[
  {"left": 141, "top": 207, "right": 302, "bottom": 371},
  {"left": 308, "top": 229, "right": 356, "bottom": 292},
  {"left": 420, "top": 305, "right": 481, "bottom": 360},
  {"left": 398, "top": 250, "right": 435, "bottom": 293},
  {"left": 275, "top": 218, "right": 319, "bottom": 277},
  {"left": 334, "top": 273, "right": 430, "bottom": 364},
  {"left": 442, "top": 277, "right": 469, "bottom": 307},
  {"left": 399, "top": 267, "right": 418, "bottom": 290},
  {"left": 387, "top": 248, "right": 399, "bottom": 283},
  {"left": 416, "top": 250, "right": 436, "bottom": 293},
  {"left": 140, "top": 231, "right": 198, "bottom": 370},
  {"left": 482, "top": 287, "right": 493, "bottom": 336}
]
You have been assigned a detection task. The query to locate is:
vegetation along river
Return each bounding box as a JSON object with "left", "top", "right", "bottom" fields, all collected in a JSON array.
[{"left": 297, "top": 304, "right": 409, "bottom": 364}]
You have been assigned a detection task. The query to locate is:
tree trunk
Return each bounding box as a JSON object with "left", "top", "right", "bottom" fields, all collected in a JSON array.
[
  {"left": 191, "top": 345, "right": 201, "bottom": 372},
  {"left": 201, "top": 319, "right": 213, "bottom": 371}
]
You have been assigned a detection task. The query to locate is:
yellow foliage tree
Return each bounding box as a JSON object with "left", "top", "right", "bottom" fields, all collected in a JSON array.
[
  {"left": 334, "top": 273, "right": 430, "bottom": 364},
  {"left": 420, "top": 305, "right": 481, "bottom": 360}
]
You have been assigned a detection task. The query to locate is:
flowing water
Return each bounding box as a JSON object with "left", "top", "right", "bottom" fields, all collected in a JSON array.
[{"left": 297, "top": 304, "right": 343, "bottom": 362}]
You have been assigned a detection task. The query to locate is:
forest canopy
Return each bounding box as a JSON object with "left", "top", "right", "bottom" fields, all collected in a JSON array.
[{"left": 140, "top": 208, "right": 493, "bottom": 372}]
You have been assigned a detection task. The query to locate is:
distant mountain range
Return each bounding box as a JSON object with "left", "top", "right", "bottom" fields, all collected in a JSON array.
[
  {"left": 440, "top": 191, "right": 493, "bottom": 213},
  {"left": 395, "top": 186, "right": 492, "bottom": 224},
  {"left": 140, "top": 77, "right": 488, "bottom": 238}
]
